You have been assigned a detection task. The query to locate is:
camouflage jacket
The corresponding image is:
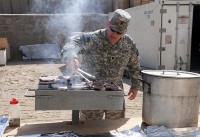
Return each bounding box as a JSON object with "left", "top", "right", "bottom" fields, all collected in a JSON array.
[{"left": 61, "top": 29, "right": 142, "bottom": 90}]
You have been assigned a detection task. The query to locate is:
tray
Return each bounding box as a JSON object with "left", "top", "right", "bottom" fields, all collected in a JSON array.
[{"left": 0, "top": 116, "right": 9, "bottom": 136}]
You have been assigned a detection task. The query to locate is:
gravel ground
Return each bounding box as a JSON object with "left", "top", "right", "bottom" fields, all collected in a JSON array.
[{"left": 0, "top": 60, "right": 143, "bottom": 124}]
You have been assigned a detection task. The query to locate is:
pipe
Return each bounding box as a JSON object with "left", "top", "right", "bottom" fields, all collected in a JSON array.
[
  {"left": 186, "top": 2, "right": 192, "bottom": 71},
  {"left": 174, "top": 2, "right": 179, "bottom": 70},
  {"left": 159, "top": 1, "right": 164, "bottom": 69}
]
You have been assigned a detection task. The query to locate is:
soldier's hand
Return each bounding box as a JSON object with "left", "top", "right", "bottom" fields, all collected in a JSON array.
[
  {"left": 128, "top": 87, "right": 138, "bottom": 100},
  {"left": 65, "top": 58, "right": 80, "bottom": 73}
]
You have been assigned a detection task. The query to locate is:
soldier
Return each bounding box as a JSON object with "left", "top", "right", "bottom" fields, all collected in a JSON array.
[{"left": 61, "top": 9, "right": 142, "bottom": 120}]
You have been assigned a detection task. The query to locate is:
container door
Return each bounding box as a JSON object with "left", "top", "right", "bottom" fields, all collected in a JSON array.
[
  {"left": 160, "top": 4, "right": 191, "bottom": 71},
  {"left": 190, "top": 5, "right": 200, "bottom": 72}
]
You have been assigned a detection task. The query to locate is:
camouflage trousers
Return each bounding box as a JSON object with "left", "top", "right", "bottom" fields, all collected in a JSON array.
[{"left": 79, "top": 101, "right": 125, "bottom": 120}]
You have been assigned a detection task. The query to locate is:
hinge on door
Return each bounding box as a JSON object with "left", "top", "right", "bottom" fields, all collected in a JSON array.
[
  {"left": 158, "top": 65, "right": 165, "bottom": 70},
  {"left": 159, "top": 47, "right": 166, "bottom": 51},
  {"left": 159, "top": 28, "right": 166, "bottom": 33},
  {"left": 160, "top": 9, "right": 167, "bottom": 14}
]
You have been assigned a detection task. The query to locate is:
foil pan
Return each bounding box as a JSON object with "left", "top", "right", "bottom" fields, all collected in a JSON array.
[
  {"left": 16, "top": 131, "right": 86, "bottom": 137},
  {"left": 0, "top": 116, "right": 9, "bottom": 136}
]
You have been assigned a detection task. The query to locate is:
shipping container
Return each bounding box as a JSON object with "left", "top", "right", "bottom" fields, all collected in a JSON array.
[{"left": 125, "top": 0, "right": 200, "bottom": 72}]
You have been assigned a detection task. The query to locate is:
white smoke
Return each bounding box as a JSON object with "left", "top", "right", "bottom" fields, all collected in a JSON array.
[
  {"left": 29, "top": 0, "right": 104, "bottom": 47},
  {"left": 28, "top": 0, "right": 106, "bottom": 69},
  {"left": 30, "top": 0, "right": 104, "bottom": 14}
]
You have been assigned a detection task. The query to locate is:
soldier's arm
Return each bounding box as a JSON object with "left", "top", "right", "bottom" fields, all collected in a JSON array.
[{"left": 127, "top": 41, "right": 142, "bottom": 91}]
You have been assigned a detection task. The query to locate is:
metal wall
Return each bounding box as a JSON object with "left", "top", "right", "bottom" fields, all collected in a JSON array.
[{"left": 126, "top": 0, "right": 200, "bottom": 72}]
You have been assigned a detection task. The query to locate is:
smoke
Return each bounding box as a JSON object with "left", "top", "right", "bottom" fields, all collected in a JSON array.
[
  {"left": 28, "top": 0, "right": 106, "bottom": 72},
  {"left": 30, "top": 0, "right": 105, "bottom": 48},
  {"left": 30, "top": 0, "right": 104, "bottom": 14}
]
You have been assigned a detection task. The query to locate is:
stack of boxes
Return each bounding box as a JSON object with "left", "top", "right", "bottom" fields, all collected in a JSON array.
[
  {"left": 130, "top": 0, "right": 140, "bottom": 7},
  {"left": 141, "top": 0, "right": 152, "bottom": 5},
  {"left": 113, "top": 0, "right": 153, "bottom": 10},
  {"left": 113, "top": 0, "right": 130, "bottom": 10},
  {"left": 130, "top": 0, "right": 153, "bottom": 7},
  {"left": 0, "top": 38, "right": 10, "bottom": 66}
]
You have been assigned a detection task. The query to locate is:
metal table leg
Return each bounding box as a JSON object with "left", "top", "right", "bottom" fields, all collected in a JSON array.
[{"left": 72, "top": 110, "right": 79, "bottom": 125}]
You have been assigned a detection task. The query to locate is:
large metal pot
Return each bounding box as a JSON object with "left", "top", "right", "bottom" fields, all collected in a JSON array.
[{"left": 141, "top": 70, "right": 200, "bottom": 128}]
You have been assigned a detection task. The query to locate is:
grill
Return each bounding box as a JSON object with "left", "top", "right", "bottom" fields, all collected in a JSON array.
[{"left": 25, "top": 70, "right": 124, "bottom": 124}]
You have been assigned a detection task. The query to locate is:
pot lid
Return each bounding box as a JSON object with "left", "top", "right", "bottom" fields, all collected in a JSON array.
[{"left": 141, "top": 70, "right": 200, "bottom": 78}]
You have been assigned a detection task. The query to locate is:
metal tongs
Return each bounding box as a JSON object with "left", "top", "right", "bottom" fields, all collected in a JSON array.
[{"left": 77, "top": 68, "right": 96, "bottom": 83}]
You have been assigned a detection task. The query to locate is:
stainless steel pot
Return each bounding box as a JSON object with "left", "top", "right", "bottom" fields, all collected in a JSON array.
[{"left": 141, "top": 70, "right": 200, "bottom": 128}]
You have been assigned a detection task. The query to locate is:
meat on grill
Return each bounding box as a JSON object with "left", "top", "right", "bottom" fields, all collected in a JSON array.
[
  {"left": 38, "top": 75, "right": 122, "bottom": 91},
  {"left": 88, "top": 78, "right": 122, "bottom": 91}
]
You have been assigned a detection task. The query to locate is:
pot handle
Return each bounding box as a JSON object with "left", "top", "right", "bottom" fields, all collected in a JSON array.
[
  {"left": 162, "top": 70, "right": 180, "bottom": 75},
  {"left": 139, "top": 78, "right": 151, "bottom": 94}
]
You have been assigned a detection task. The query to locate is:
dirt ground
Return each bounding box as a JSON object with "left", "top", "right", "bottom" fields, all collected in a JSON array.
[{"left": 0, "top": 60, "right": 143, "bottom": 124}]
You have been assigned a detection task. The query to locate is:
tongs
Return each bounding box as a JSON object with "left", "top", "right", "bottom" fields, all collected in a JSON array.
[
  {"left": 77, "top": 68, "right": 123, "bottom": 92},
  {"left": 77, "top": 68, "right": 96, "bottom": 83}
]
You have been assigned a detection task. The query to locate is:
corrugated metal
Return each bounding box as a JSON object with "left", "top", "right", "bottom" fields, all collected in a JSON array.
[
  {"left": 11, "top": 0, "right": 21, "bottom": 14},
  {"left": 0, "top": 0, "right": 30, "bottom": 13},
  {"left": 0, "top": 0, "right": 12, "bottom": 13}
]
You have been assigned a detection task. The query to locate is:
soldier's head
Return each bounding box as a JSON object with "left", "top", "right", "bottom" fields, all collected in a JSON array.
[
  {"left": 110, "top": 9, "right": 131, "bottom": 34},
  {"left": 107, "top": 9, "right": 131, "bottom": 44}
]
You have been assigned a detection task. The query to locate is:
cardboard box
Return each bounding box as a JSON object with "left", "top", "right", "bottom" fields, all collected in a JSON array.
[
  {"left": 113, "top": 0, "right": 130, "bottom": 10},
  {"left": 130, "top": 0, "right": 141, "bottom": 7},
  {"left": 0, "top": 38, "right": 10, "bottom": 60},
  {"left": 0, "top": 38, "right": 8, "bottom": 50},
  {"left": 0, "top": 50, "right": 6, "bottom": 65}
]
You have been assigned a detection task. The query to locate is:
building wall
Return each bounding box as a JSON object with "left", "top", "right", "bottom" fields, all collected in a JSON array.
[
  {"left": 0, "top": 0, "right": 153, "bottom": 14},
  {"left": 0, "top": 0, "right": 113, "bottom": 14},
  {"left": 0, "top": 14, "right": 108, "bottom": 60}
]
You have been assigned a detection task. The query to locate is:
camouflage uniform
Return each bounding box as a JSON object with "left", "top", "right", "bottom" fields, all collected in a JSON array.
[{"left": 61, "top": 9, "right": 142, "bottom": 120}]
